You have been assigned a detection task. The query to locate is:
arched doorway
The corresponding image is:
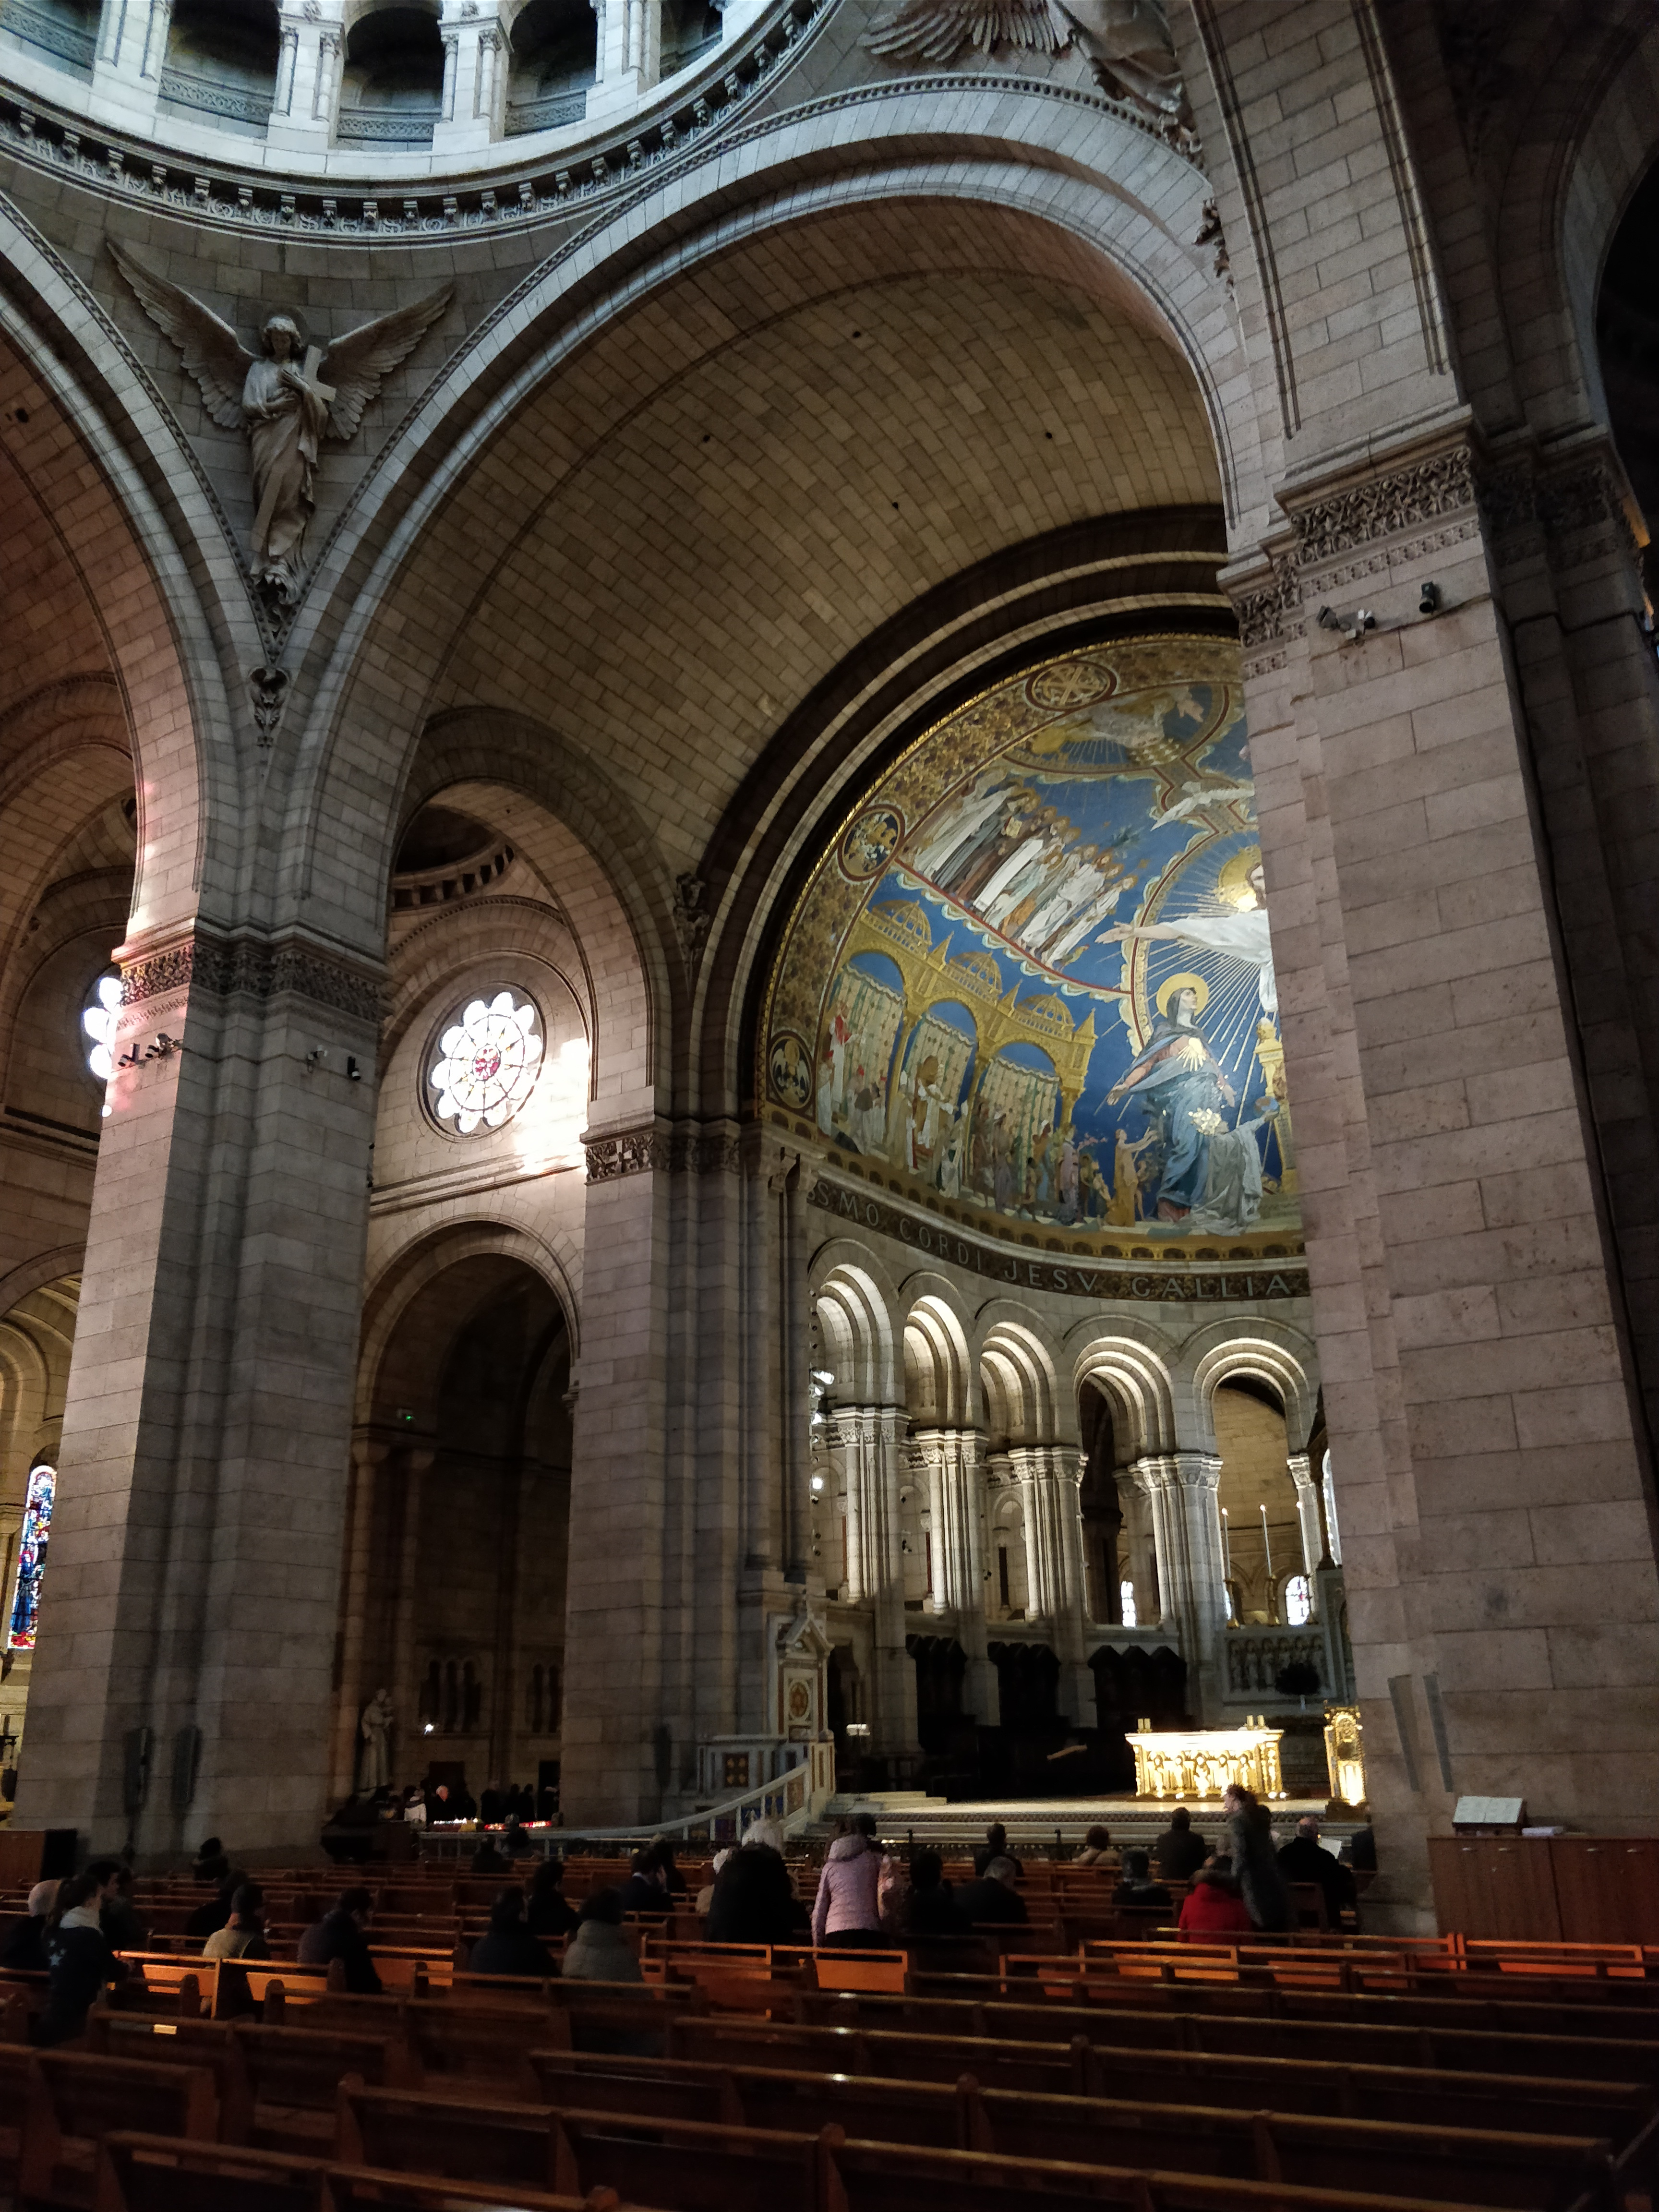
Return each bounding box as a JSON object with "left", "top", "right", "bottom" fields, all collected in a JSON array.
[{"left": 348, "top": 1252, "right": 572, "bottom": 1811}]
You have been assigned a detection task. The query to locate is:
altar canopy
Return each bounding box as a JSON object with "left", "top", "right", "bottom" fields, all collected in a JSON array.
[{"left": 763, "top": 637, "right": 1299, "bottom": 1256}]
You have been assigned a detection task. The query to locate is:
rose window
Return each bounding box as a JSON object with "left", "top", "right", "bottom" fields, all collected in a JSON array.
[{"left": 428, "top": 991, "right": 543, "bottom": 1132}]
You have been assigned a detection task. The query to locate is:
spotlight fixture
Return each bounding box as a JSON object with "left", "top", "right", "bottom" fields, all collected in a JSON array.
[
  {"left": 1317, "top": 605, "right": 1376, "bottom": 641},
  {"left": 1418, "top": 580, "right": 1441, "bottom": 614}
]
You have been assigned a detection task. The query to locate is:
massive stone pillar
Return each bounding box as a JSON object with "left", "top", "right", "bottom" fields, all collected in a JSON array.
[
  {"left": 11, "top": 926, "right": 381, "bottom": 1858},
  {"left": 559, "top": 1126, "right": 671, "bottom": 1826},
  {"left": 913, "top": 1425, "right": 998, "bottom": 1724},
  {"left": 1225, "top": 423, "right": 1659, "bottom": 1920},
  {"left": 1127, "top": 1450, "right": 1227, "bottom": 1718}
]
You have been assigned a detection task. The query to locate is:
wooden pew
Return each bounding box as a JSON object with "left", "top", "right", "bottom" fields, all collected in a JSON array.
[
  {"left": 92, "top": 2132, "right": 645, "bottom": 2212},
  {"left": 21, "top": 2049, "right": 218, "bottom": 2210},
  {"left": 525, "top": 2041, "right": 1657, "bottom": 2158},
  {"left": 86, "top": 2011, "right": 418, "bottom": 2145},
  {"left": 337, "top": 2085, "right": 840, "bottom": 2212},
  {"left": 514, "top": 2055, "right": 1617, "bottom": 2207}
]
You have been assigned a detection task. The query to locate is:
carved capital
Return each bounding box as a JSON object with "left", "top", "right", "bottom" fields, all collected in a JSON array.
[
  {"left": 1284, "top": 443, "right": 1479, "bottom": 568},
  {"left": 119, "top": 926, "right": 384, "bottom": 1022}
]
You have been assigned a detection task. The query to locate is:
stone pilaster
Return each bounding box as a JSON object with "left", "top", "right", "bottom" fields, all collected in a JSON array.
[
  {"left": 912, "top": 1425, "right": 998, "bottom": 1724},
  {"left": 434, "top": 0, "right": 509, "bottom": 154},
  {"left": 589, "top": 0, "right": 660, "bottom": 117},
  {"left": 1286, "top": 1450, "right": 1322, "bottom": 1581},
  {"left": 268, "top": 2, "right": 344, "bottom": 155},
  {"left": 1007, "top": 1443, "right": 1093, "bottom": 1723},
  {"left": 830, "top": 1407, "right": 918, "bottom": 1761},
  {"left": 89, "top": 0, "right": 170, "bottom": 133},
  {"left": 329, "top": 1434, "right": 391, "bottom": 1799}
]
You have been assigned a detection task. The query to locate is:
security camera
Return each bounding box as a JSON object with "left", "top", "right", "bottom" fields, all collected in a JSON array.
[{"left": 1419, "top": 581, "right": 1441, "bottom": 615}]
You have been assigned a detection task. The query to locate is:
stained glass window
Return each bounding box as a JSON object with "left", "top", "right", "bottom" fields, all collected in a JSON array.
[
  {"left": 427, "top": 990, "right": 543, "bottom": 1133},
  {"left": 1118, "top": 1578, "right": 1138, "bottom": 1628},
  {"left": 1284, "top": 1572, "right": 1312, "bottom": 1627},
  {"left": 82, "top": 973, "right": 120, "bottom": 1118},
  {"left": 8, "top": 1463, "right": 55, "bottom": 1650}
]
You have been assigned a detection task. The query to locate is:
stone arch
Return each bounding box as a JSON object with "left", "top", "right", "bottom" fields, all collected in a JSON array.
[
  {"left": 978, "top": 1311, "right": 1065, "bottom": 1448},
  {"left": 1186, "top": 1323, "right": 1318, "bottom": 1455},
  {"left": 285, "top": 102, "right": 1250, "bottom": 986},
  {"left": 809, "top": 1251, "right": 901, "bottom": 1410},
  {"left": 1069, "top": 1324, "right": 1180, "bottom": 1460},
  {"left": 358, "top": 1217, "right": 580, "bottom": 1426},
  {"left": 901, "top": 1283, "right": 978, "bottom": 1430}
]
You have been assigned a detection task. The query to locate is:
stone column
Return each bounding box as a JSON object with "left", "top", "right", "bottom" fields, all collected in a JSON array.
[
  {"left": 389, "top": 1447, "right": 434, "bottom": 1747},
  {"left": 1126, "top": 1451, "right": 1226, "bottom": 1718},
  {"left": 1286, "top": 1451, "right": 1322, "bottom": 1582},
  {"left": 1008, "top": 1444, "right": 1094, "bottom": 1724},
  {"left": 329, "top": 1434, "right": 391, "bottom": 1801},
  {"left": 913, "top": 1426, "right": 998, "bottom": 1724},
  {"left": 433, "top": 0, "right": 509, "bottom": 152},
  {"left": 268, "top": 2, "right": 344, "bottom": 155},
  {"left": 833, "top": 1407, "right": 918, "bottom": 1763},
  {"left": 588, "top": 0, "right": 659, "bottom": 117},
  {"left": 9, "top": 925, "right": 381, "bottom": 1857},
  {"left": 88, "top": 0, "right": 172, "bottom": 132}
]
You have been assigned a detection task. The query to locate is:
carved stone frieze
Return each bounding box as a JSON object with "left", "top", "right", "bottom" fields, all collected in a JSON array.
[
  {"left": 121, "top": 929, "right": 384, "bottom": 1021},
  {"left": 581, "top": 1122, "right": 747, "bottom": 1179},
  {"left": 1288, "top": 446, "right": 1478, "bottom": 568}
]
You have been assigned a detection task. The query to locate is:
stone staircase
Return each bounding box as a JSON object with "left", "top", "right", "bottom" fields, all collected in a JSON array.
[{"left": 804, "top": 1790, "right": 1364, "bottom": 1853}]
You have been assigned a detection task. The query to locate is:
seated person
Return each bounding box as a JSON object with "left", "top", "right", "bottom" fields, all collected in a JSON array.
[
  {"left": 1152, "top": 1804, "right": 1210, "bottom": 1882},
  {"left": 953, "top": 1856, "right": 1028, "bottom": 1926},
  {"left": 0, "top": 1881, "right": 58, "bottom": 1973},
  {"left": 618, "top": 1847, "right": 673, "bottom": 1919},
  {"left": 297, "top": 1887, "right": 382, "bottom": 1994},
  {"left": 191, "top": 1835, "right": 230, "bottom": 1886},
  {"left": 561, "top": 1888, "right": 643, "bottom": 1982},
  {"left": 469, "top": 1889, "right": 556, "bottom": 1979},
  {"left": 1277, "top": 1815, "right": 1357, "bottom": 1919},
  {"left": 203, "top": 1884, "right": 270, "bottom": 1961},
  {"left": 87, "top": 1859, "right": 147, "bottom": 1954},
  {"left": 526, "top": 1858, "right": 580, "bottom": 1938},
  {"left": 184, "top": 1876, "right": 240, "bottom": 1942},
  {"left": 38, "top": 1874, "right": 127, "bottom": 2046},
  {"left": 905, "top": 1848, "right": 970, "bottom": 1937},
  {"left": 708, "top": 1837, "right": 807, "bottom": 1946},
  {"left": 1338, "top": 1825, "right": 1376, "bottom": 1872},
  {"left": 470, "top": 1837, "right": 509, "bottom": 1874},
  {"left": 1072, "top": 1824, "right": 1113, "bottom": 1866},
  {"left": 1112, "top": 1848, "right": 1173, "bottom": 1911},
  {"left": 1176, "top": 1853, "right": 1253, "bottom": 1936},
  {"left": 972, "top": 1821, "right": 1024, "bottom": 1876}
]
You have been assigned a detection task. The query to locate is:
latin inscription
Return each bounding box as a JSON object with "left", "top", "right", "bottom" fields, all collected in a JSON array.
[{"left": 809, "top": 1176, "right": 1306, "bottom": 1303}]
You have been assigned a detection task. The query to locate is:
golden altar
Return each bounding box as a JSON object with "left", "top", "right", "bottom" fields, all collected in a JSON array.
[{"left": 1125, "top": 1719, "right": 1285, "bottom": 1800}]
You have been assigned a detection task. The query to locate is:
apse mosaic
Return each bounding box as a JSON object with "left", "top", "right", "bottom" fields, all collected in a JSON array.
[{"left": 762, "top": 637, "right": 1300, "bottom": 1253}]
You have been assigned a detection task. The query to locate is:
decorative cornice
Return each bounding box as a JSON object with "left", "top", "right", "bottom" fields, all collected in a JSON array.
[
  {"left": 120, "top": 928, "right": 384, "bottom": 1020},
  {"left": 581, "top": 1120, "right": 753, "bottom": 1179},
  {"left": 1285, "top": 445, "right": 1478, "bottom": 569}
]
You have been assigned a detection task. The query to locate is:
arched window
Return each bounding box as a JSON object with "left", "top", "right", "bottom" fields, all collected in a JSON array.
[
  {"left": 1284, "top": 1572, "right": 1312, "bottom": 1627},
  {"left": 1118, "top": 1578, "right": 1138, "bottom": 1628},
  {"left": 8, "top": 1463, "right": 56, "bottom": 1650}
]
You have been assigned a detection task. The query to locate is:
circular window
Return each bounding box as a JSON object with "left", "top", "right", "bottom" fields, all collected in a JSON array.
[
  {"left": 82, "top": 972, "right": 121, "bottom": 1086},
  {"left": 427, "top": 990, "right": 544, "bottom": 1133}
]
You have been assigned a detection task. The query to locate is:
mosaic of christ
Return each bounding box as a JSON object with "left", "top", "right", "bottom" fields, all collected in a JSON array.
[{"left": 762, "top": 637, "right": 1301, "bottom": 1251}]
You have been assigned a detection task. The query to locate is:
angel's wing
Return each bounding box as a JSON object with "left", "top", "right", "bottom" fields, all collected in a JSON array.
[
  {"left": 108, "top": 241, "right": 252, "bottom": 431},
  {"left": 864, "top": 0, "right": 1065, "bottom": 64},
  {"left": 321, "top": 288, "right": 453, "bottom": 442}
]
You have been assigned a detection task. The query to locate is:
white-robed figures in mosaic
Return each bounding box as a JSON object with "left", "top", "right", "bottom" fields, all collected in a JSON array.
[{"left": 763, "top": 637, "right": 1299, "bottom": 1252}]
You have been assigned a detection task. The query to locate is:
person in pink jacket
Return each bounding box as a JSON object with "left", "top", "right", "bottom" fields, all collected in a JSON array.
[{"left": 811, "top": 1815, "right": 886, "bottom": 1948}]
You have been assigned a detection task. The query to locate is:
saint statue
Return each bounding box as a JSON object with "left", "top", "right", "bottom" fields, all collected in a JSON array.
[
  {"left": 1107, "top": 977, "right": 1234, "bottom": 1220},
  {"left": 109, "top": 243, "right": 451, "bottom": 601},
  {"left": 359, "top": 1686, "right": 396, "bottom": 1792}
]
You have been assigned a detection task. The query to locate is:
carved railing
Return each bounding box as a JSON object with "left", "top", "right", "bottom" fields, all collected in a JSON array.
[
  {"left": 1223, "top": 1625, "right": 1323, "bottom": 1697},
  {"left": 506, "top": 88, "right": 588, "bottom": 134},
  {"left": 336, "top": 106, "right": 436, "bottom": 145},
  {"left": 158, "top": 66, "right": 274, "bottom": 124},
  {"left": 0, "top": 0, "right": 95, "bottom": 71}
]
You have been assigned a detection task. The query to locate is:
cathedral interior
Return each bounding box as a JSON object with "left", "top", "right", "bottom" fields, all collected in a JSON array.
[{"left": 0, "top": 0, "right": 1657, "bottom": 1948}]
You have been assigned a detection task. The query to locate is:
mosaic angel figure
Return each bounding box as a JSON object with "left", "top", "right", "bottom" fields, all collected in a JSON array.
[
  {"left": 110, "top": 243, "right": 451, "bottom": 599},
  {"left": 863, "top": 0, "right": 1188, "bottom": 132}
]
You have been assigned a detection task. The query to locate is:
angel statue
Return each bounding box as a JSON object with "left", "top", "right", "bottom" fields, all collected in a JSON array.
[
  {"left": 109, "top": 242, "right": 451, "bottom": 600},
  {"left": 863, "top": 0, "right": 1190, "bottom": 135}
]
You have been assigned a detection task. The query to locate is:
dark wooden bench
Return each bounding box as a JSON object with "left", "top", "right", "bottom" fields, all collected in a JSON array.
[
  {"left": 20, "top": 2048, "right": 218, "bottom": 2209},
  {"left": 91, "top": 2131, "right": 640, "bottom": 2212}
]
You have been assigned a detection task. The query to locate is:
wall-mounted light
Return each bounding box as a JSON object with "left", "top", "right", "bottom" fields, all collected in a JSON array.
[{"left": 810, "top": 1474, "right": 825, "bottom": 1493}]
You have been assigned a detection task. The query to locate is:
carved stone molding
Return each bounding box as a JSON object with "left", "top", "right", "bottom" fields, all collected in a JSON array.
[
  {"left": 1286, "top": 445, "right": 1478, "bottom": 568},
  {"left": 121, "top": 928, "right": 385, "bottom": 1021},
  {"left": 1478, "top": 449, "right": 1638, "bottom": 568},
  {"left": 580, "top": 1120, "right": 777, "bottom": 1180},
  {"left": 583, "top": 1124, "right": 666, "bottom": 1180}
]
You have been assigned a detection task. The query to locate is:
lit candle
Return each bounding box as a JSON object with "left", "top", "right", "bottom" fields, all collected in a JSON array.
[
  {"left": 1261, "top": 1502, "right": 1273, "bottom": 1579},
  {"left": 1221, "top": 1505, "right": 1231, "bottom": 1576}
]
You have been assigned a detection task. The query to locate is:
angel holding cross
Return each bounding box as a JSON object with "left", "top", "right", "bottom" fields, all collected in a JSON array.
[{"left": 110, "top": 242, "right": 450, "bottom": 600}]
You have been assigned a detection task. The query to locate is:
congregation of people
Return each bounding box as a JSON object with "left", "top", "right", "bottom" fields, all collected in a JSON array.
[{"left": 0, "top": 1794, "right": 1373, "bottom": 2049}]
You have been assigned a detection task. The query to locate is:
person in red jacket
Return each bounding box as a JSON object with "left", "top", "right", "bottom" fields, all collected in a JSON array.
[{"left": 1176, "top": 1853, "right": 1254, "bottom": 1937}]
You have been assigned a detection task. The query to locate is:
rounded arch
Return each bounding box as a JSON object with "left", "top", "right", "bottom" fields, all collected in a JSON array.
[
  {"left": 283, "top": 94, "right": 1252, "bottom": 979},
  {"left": 357, "top": 1217, "right": 580, "bottom": 1425},
  {"left": 1186, "top": 1322, "right": 1317, "bottom": 1455},
  {"left": 810, "top": 1250, "right": 901, "bottom": 1409},
  {"left": 1069, "top": 1323, "right": 1180, "bottom": 1459},
  {"left": 901, "top": 1283, "right": 978, "bottom": 1429},
  {"left": 978, "top": 1311, "right": 1064, "bottom": 1447}
]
